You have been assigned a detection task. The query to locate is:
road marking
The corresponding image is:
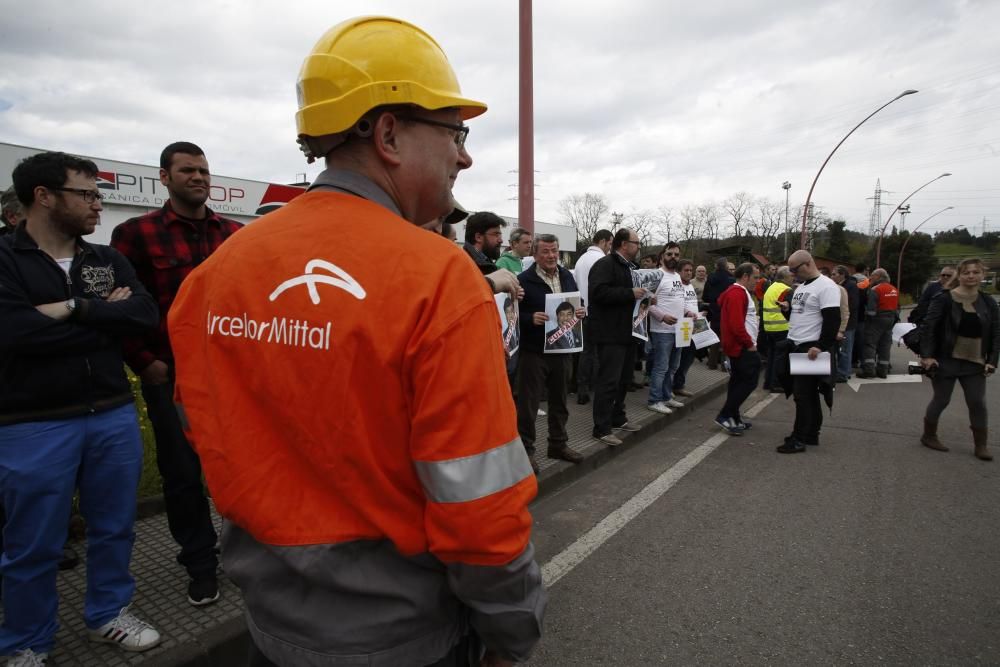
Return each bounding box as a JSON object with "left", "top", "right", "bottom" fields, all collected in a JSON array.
[
  {"left": 846, "top": 375, "right": 923, "bottom": 392},
  {"left": 541, "top": 392, "right": 780, "bottom": 587}
]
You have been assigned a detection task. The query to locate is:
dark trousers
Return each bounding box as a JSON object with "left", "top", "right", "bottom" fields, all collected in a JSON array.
[
  {"left": 791, "top": 373, "right": 823, "bottom": 445},
  {"left": 576, "top": 319, "right": 597, "bottom": 396},
  {"left": 863, "top": 313, "right": 895, "bottom": 369},
  {"left": 592, "top": 343, "right": 635, "bottom": 437},
  {"left": 762, "top": 330, "right": 787, "bottom": 389},
  {"left": 717, "top": 351, "right": 761, "bottom": 421},
  {"left": 249, "top": 633, "right": 482, "bottom": 667},
  {"left": 673, "top": 345, "right": 695, "bottom": 391},
  {"left": 506, "top": 350, "right": 519, "bottom": 399},
  {"left": 142, "top": 381, "right": 218, "bottom": 578},
  {"left": 853, "top": 321, "right": 866, "bottom": 366},
  {"left": 516, "top": 352, "right": 570, "bottom": 455}
]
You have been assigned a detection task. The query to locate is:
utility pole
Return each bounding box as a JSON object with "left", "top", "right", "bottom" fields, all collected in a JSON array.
[
  {"left": 782, "top": 181, "right": 791, "bottom": 260},
  {"left": 898, "top": 204, "right": 911, "bottom": 231},
  {"left": 517, "top": 0, "right": 534, "bottom": 233}
]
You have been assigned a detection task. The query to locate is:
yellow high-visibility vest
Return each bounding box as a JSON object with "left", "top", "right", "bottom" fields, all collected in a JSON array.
[{"left": 762, "top": 281, "right": 790, "bottom": 333}]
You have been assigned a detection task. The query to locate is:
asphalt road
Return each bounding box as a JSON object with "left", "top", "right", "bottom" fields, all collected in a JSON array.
[{"left": 526, "top": 360, "right": 1000, "bottom": 665}]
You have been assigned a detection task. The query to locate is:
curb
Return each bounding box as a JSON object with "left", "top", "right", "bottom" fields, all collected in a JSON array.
[
  {"left": 153, "top": 375, "right": 730, "bottom": 666},
  {"left": 534, "top": 378, "right": 729, "bottom": 498}
]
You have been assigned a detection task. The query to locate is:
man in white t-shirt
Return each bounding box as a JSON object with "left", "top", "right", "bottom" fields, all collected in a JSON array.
[
  {"left": 715, "top": 263, "right": 760, "bottom": 434},
  {"left": 573, "top": 229, "right": 613, "bottom": 404},
  {"left": 647, "top": 243, "right": 695, "bottom": 414},
  {"left": 777, "top": 250, "right": 842, "bottom": 453}
]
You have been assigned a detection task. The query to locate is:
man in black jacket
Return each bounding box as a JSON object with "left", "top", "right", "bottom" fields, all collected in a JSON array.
[
  {"left": 588, "top": 228, "right": 647, "bottom": 446},
  {"left": 703, "top": 256, "right": 735, "bottom": 369},
  {"left": 0, "top": 152, "right": 161, "bottom": 662},
  {"left": 832, "top": 265, "right": 861, "bottom": 382},
  {"left": 909, "top": 265, "right": 955, "bottom": 325},
  {"left": 516, "top": 234, "right": 586, "bottom": 471}
]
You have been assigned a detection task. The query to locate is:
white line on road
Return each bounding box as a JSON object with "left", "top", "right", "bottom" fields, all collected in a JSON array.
[{"left": 540, "top": 391, "right": 780, "bottom": 587}]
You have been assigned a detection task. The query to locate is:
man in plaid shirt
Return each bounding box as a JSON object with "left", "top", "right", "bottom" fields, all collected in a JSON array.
[{"left": 110, "top": 142, "right": 241, "bottom": 607}]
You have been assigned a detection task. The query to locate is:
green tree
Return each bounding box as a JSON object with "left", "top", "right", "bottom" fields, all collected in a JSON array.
[
  {"left": 823, "top": 219, "right": 850, "bottom": 260},
  {"left": 873, "top": 231, "right": 937, "bottom": 298}
]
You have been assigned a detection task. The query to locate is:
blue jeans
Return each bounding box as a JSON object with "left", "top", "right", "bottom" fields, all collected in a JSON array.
[
  {"left": 648, "top": 331, "right": 682, "bottom": 404},
  {"left": 838, "top": 329, "right": 855, "bottom": 379},
  {"left": 0, "top": 404, "right": 143, "bottom": 654}
]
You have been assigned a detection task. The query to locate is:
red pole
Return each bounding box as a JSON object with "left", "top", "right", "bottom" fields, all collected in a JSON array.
[{"left": 518, "top": 0, "right": 534, "bottom": 233}]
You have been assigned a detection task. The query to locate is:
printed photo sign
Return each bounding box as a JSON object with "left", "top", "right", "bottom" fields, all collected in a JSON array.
[{"left": 544, "top": 292, "right": 583, "bottom": 354}]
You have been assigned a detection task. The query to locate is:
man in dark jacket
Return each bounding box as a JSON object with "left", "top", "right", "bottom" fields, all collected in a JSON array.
[
  {"left": 909, "top": 265, "right": 955, "bottom": 325},
  {"left": 703, "top": 256, "right": 735, "bottom": 369},
  {"left": 588, "top": 228, "right": 647, "bottom": 446},
  {"left": 462, "top": 210, "right": 506, "bottom": 275},
  {"left": 0, "top": 152, "right": 161, "bottom": 662},
  {"left": 1, "top": 186, "right": 22, "bottom": 235},
  {"left": 516, "top": 234, "right": 586, "bottom": 472},
  {"left": 832, "top": 265, "right": 861, "bottom": 382}
]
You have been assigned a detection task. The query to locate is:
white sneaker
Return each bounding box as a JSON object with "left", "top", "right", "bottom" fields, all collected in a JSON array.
[
  {"left": 647, "top": 402, "right": 673, "bottom": 415},
  {"left": 8, "top": 649, "right": 48, "bottom": 666},
  {"left": 664, "top": 399, "right": 685, "bottom": 409},
  {"left": 88, "top": 606, "right": 162, "bottom": 652}
]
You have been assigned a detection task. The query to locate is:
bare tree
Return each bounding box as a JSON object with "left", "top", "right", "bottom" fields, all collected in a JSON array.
[
  {"left": 652, "top": 206, "right": 673, "bottom": 244},
  {"left": 623, "top": 210, "right": 658, "bottom": 246},
  {"left": 749, "top": 197, "right": 784, "bottom": 260},
  {"left": 559, "top": 193, "right": 610, "bottom": 247},
  {"left": 699, "top": 202, "right": 721, "bottom": 241},
  {"left": 721, "top": 192, "right": 754, "bottom": 239}
]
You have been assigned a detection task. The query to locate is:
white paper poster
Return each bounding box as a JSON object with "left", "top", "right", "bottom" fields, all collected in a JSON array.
[
  {"left": 892, "top": 322, "right": 917, "bottom": 343},
  {"left": 691, "top": 317, "right": 719, "bottom": 350},
  {"left": 544, "top": 292, "right": 583, "bottom": 354},
  {"left": 495, "top": 293, "right": 520, "bottom": 357},
  {"left": 632, "top": 296, "right": 651, "bottom": 341},
  {"left": 675, "top": 317, "right": 693, "bottom": 348},
  {"left": 789, "top": 352, "right": 832, "bottom": 375}
]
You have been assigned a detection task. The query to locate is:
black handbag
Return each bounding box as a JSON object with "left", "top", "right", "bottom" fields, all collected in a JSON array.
[{"left": 901, "top": 326, "right": 922, "bottom": 354}]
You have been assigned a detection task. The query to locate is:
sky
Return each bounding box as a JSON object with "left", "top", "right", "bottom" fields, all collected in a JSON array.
[{"left": 1, "top": 0, "right": 997, "bottom": 239}]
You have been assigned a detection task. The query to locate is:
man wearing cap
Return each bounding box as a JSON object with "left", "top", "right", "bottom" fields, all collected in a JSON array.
[{"left": 167, "top": 16, "right": 545, "bottom": 667}]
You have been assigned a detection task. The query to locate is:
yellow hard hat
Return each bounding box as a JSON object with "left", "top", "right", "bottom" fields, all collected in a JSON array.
[{"left": 296, "top": 16, "right": 487, "bottom": 139}]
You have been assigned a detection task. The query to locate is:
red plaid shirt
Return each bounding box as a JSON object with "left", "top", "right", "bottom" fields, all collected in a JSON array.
[{"left": 111, "top": 202, "right": 242, "bottom": 372}]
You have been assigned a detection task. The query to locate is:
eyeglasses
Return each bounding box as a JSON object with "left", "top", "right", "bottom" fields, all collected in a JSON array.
[
  {"left": 51, "top": 187, "right": 104, "bottom": 204},
  {"left": 940, "top": 273, "right": 954, "bottom": 278},
  {"left": 623, "top": 239, "right": 641, "bottom": 246},
  {"left": 400, "top": 116, "right": 470, "bottom": 149},
  {"left": 788, "top": 262, "right": 805, "bottom": 273}
]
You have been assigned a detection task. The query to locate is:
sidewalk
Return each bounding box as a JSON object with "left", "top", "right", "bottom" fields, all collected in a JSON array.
[{"left": 13, "top": 361, "right": 730, "bottom": 666}]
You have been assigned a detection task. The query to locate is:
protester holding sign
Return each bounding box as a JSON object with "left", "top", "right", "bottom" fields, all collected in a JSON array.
[
  {"left": 647, "top": 243, "right": 694, "bottom": 415},
  {"left": 517, "top": 235, "right": 586, "bottom": 471}
]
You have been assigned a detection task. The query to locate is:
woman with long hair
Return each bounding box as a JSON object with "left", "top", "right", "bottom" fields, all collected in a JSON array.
[{"left": 919, "top": 258, "right": 1000, "bottom": 460}]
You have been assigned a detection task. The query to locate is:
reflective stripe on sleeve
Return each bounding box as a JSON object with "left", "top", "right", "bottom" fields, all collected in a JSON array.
[{"left": 414, "top": 438, "right": 533, "bottom": 504}]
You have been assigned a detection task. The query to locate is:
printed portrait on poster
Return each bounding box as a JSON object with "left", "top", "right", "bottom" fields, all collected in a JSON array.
[
  {"left": 544, "top": 292, "right": 583, "bottom": 354},
  {"left": 632, "top": 296, "right": 651, "bottom": 341},
  {"left": 495, "top": 293, "right": 520, "bottom": 357}
]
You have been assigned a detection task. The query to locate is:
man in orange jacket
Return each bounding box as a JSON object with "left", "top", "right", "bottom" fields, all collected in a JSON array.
[
  {"left": 167, "top": 17, "right": 545, "bottom": 667},
  {"left": 860, "top": 268, "right": 899, "bottom": 378}
]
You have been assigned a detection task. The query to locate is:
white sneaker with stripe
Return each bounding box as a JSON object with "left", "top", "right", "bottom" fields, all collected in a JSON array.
[{"left": 88, "top": 606, "right": 162, "bottom": 652}]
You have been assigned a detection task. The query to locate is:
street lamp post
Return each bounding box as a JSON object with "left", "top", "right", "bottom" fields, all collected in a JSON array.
[
  {"left": 896, "top": 206, "right": 954, "bottom": 295},
  {"left": 800, "top": 89, "right": 918, "bottom": 249},
  {"left": 782, "top": 181, "right": 791, "bottom": 260},
  {"left": 875, "top": 172, "right": 952, "bottom": 266}
]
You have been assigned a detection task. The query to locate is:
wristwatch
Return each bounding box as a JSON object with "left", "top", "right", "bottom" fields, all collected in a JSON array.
[{"left": 65, "top": 297, "right": 77, "bottom": 318}]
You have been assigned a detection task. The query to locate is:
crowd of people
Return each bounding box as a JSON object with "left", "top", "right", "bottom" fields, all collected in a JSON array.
[{"left": 0, "top": 14, "right": 996, "bottom": 667}]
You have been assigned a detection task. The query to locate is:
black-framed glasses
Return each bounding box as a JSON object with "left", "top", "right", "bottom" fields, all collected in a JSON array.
[
  {"left": 624, "top": 239, "right": 641, "bottom": 246},
  {"left": 400, "top": 116, "right": 469, "bottom": 149},
  {"left": 789, "top": 262, "right": 804, "bottom": 273},
  {"left": 51, "top": 187, "right": 104, "bottom": 204}
]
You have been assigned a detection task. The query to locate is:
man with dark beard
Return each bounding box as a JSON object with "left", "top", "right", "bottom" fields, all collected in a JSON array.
[
  {"left": 111, "top": 142, "right": 241, "bottom": 607},
  {"left": 463, "top": 210, "right": 506, "bottom": 275}
]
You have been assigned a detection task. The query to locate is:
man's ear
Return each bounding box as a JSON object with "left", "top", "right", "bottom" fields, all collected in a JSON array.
[{"left": 371, "top": 112, "right": 403, "bottom": 167}]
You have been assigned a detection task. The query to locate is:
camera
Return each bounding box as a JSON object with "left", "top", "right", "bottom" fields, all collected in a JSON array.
[{"left": 907, "top": 362, "right": 934, "bottom": 376}]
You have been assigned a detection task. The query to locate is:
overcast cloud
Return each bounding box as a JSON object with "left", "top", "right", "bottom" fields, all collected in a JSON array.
[{"left": 1, "top": 0, "right": 997, "bottom": 237}]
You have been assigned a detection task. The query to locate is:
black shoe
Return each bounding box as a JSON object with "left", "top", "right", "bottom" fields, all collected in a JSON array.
[
  {"left": 576, "top": 393, "right": 590, "bottom": 405},
  {"left": 776, "top": 439, "right": 806, "bottom": 454},
  {"left": 188, "top": 575, "right": 220, "bottom": 607},
  {"left": 58, "top": 544, "right": 80, "bottom": 571},
  {"left": 876, "top": 367, "right": 888, "bottom": 379},
  {"left": 836, "top": 376, "right": 849, "bottom": 383}
]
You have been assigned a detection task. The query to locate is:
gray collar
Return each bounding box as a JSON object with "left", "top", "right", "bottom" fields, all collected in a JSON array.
[{"left": 307, "top": 168, "right": 401, "bottom": 217}]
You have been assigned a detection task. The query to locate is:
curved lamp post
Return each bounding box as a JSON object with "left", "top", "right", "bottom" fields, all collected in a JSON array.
[
  {"left": 896, "top": 206, "right": 954, "bottom": 295},
  {"left": 875, "top": 172, "right": 951, "bottom": 266},
  {"left": 800, "top": 89, "right": 918, "bottom": 249}
]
